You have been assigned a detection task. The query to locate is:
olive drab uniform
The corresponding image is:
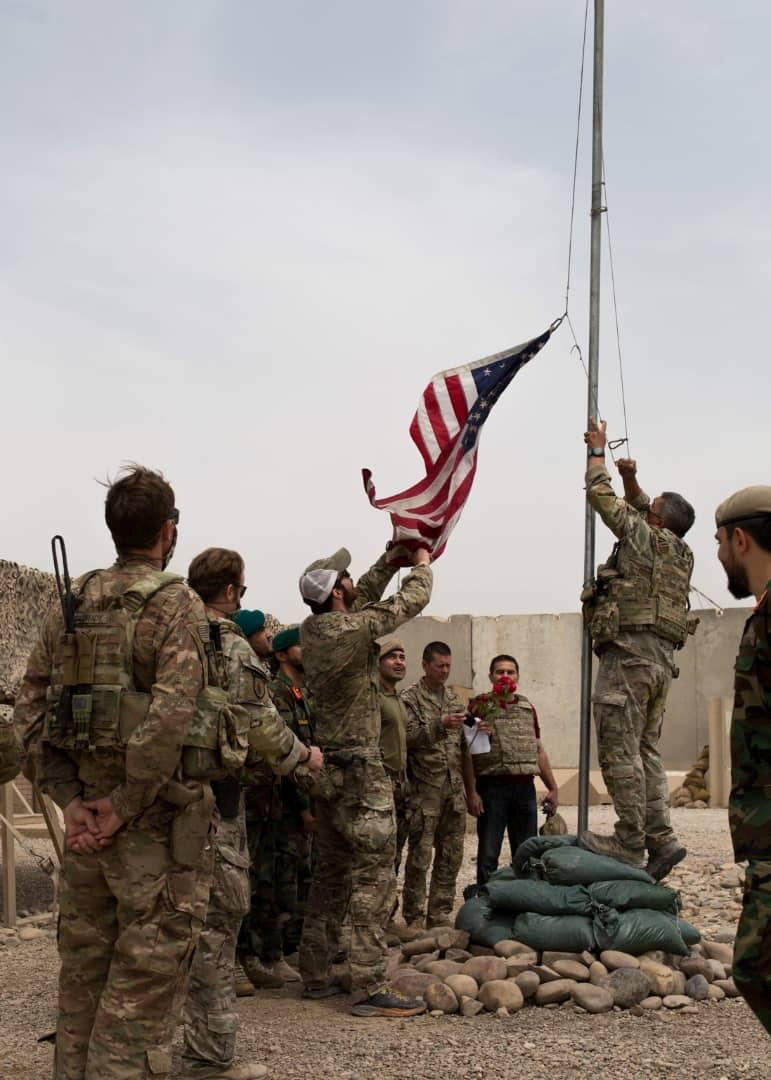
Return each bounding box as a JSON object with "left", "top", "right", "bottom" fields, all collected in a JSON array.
[
  {"left": 468, "top": 690, "right": 540, "bottom": 885},
  {"left": 379, "top": 687, "right": 412, "bottom": 919},
  {"left": 183, "top": 617, "right": 305, "bottom": 1073},
  {"left": 585, "top": 464, "right": 694, "bottom": 858},
  {"left": 401, "top": 678, "right": 469, "bottom": 928},
  {"left": 269, "top": 671, "right": 316, "bottom": 954},
  {"left": 298, "top": 555, "right": 432, "bottom": 995},
  {"left": 729, "top": 584, "right": 771, "bottom": 1034},
  {"left": 13, "top": 558, "right": 214, "bottom": 1080}
]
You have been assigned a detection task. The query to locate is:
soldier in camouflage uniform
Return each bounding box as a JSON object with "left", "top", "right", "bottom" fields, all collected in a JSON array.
[
  {"left": 465, "top": 655, "right": 559, "bottom": 886},
  {"left": 268, "top": 624, "right": 315, "bottom": 967},
  {"left": 0, "top": 707, "right": 22, "bottom": 785},
  {"left": 183, "top": 550, "right": 322, "bottom": 1080},
  {"left": 377, "top": 638, "right": 412, "bottom": 921},
  {"left": 13, "top": 466, "right": 213, "bottom": 1080},
  {"left": 581, "top": 421, "right": 695, "bottom": 878},
  {"left": 715, "top": 484, "right": 771, "bottom": 1036},
  {"left": 401, "top": 642, "right": 472, "bottom": 929},
  {"left": 298, "top": 544, "right": 432, "bottom": 1017}
]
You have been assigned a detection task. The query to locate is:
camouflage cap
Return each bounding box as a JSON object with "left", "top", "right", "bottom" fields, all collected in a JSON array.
[
  {"left": 303, "top": 547, "right": 351, "bottom": 575},
  {"left": 715, "top": 486, "right": 771, "bottom": 528},
  {"left": 379, "top": 637, "right": 406, "bottom": 659},
  {"left": 272, "top": 625, "right": 300, "bottom": 653}
]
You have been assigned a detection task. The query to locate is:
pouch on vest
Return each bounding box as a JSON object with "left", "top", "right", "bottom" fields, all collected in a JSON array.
[
  {"left": 589, "top": 599, "right": 619, "bottom": 648},
  {"left": 181, "top": 686, "right": 249, "bottom": 781}
]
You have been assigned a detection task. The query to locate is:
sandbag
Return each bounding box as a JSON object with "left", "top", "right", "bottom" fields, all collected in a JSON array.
[
  {"left": 486, "top": 865, "right": 518, "bottom": 884},
  {"left": 454, "top": 894, "right": 516, "bottom": 948},
  {"left": 485, "top": 878, "right": 592, "bottom": 917},
  {"left": 587, "top": 880, "right": 679, "bottom": 913},
  {"left": 678, "top": 918, "right": 702, "bottom": 946},
  {"left": 593, "top": 907, "right": 688, "bottom": 956},
  {"left": 512, "top": 834, "right": 577, "bottom": 877},
  {"left": 512, "top": 912, "right": 596, "bottom": 952},
  {"left": 541, "top": 846, "right": 655, "bottom": 886}
]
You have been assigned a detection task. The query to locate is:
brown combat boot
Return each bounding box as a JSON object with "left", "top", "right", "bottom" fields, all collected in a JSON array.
[
  {"left": 241, "top": 955, "right": 285, "bottom": 989},
  {"left": 579, "top": 830, "right": 646, "bottom": 868},
  {"left": 234, "top": 961, "right": 255, "bottom": 997}
]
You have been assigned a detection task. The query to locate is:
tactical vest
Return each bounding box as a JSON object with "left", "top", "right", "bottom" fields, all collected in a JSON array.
[
  {"left": 471, "top": 695, "right": 539, "bottom": 778},
  {"left": 591, "top": 528, "right": 693, "bottom": 648},
  {"left": 43, "top": 569, "right": 248, "bottom": 781}
]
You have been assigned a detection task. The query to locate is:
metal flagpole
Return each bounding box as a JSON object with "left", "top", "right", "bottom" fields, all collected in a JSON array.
[{"left": 577, "top": 0, "right": 604, "bottom": 836}]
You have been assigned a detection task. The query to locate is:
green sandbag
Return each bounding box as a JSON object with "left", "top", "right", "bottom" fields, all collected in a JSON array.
[
  {"left": 485, "top": 878, "right": 592, "bottom": 917},
  {"left": 512, "top": 912, "right": 596, "bottom": 952},
  {"left": 541, "top": 846, "right": 655, "bottom": 886},
  {"left": 593, "top": 907, "right": 688, "bottom": 956},
  {"left": 678, "top": 918, "right": 702, "bottom": 946},
  {"left": 512, "top": 834, "right": 577, "bottom": 877},
  {"left": 587, "top": 880, "right": 680, "bottom": 913},
  {"left": 454, "top": 894, "right": 516, "bottom": 948}
]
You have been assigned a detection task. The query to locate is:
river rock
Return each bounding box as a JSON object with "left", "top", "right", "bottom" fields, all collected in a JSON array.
[
  {"left": 678, "top": 957, "right": 714, "bottom": 982},
  {"left": 702, "top": 940, "right": 733, "bottom": 968},
  {"left": 462, "top": 956, "right": 508, "bottom": 984},
  {"left": 515, "top": 971, "right": 540, "bottom": 1000},
  {"left": 571, "top": 984, "right": 614, "bottom": 1014},
  {"left": 469, "top": 944, "right": 496, "bottom": 957},
  {"left": 685, "top": 974, "right": 710, "bottom": 1001},
  {"left": 445, "top": 974, "right": 478, "bottom": 1000},
  {"left": 535, "top": 979, "right": 577, "bottom": 1006},
  {"left": 605, "top": 968, "right": 652, "bottom": 1009},
  {"left": 530, "top": 965, "right": 562, "bottom": 983},
  {"left": 403, "top": 937, "right": 441, "bottom": 958},
  {"left": 707, "top": 984, "right": 726, "bottom": 1001},
  {"left": 423, "top": 960, "right": 464, "bottom": 979},
  {"left": 600, "top": 950, "right": 640, "bottom": 970},
  {"left": 639, "top": 996, "right": 663, "bottom": 1010},
  {"left": 17, "top": 926, "right": 45, "bottom": 942},
  {"left": 637, "top": 957, "right": 674, "bottom": 997},
  {"left": 714, "top": 977, "right": 740, "bottom": 998},
  {"left": 706, "top": 959, "right": 726, "bottom": 981},
  {"left": 445, "top": 948, "right": 472, "bottom": 963},
  {"left": 460, "top": 995, "right": 484, "bottom": 1017},
  {"left": 494, "top": 939, "right": 535, "bottom": 958},
  {"left": 670, "top": 970, "right": 687, "bottom": 996},
  {"left": 425, "top": 982, "right": 459, "bottom": 1014},
  {"left": 551, "top": 959, "right": 590, "bottom": 982},
  {"left": 447, "top": 930, "right": 471, "bottom": 951},
  {"left": 388, "top": 971, "right": 441, "bottom": 997},
  {"left": 662, "top": 994, "right": 692, "bottom": 1009},
  {"left": 479, "top": 980, "right": 524, "bottom": 1013},
  {"left": 414, "top": 950, "right": 442, "bottom": 971},
  {"left": 589, "top": 961, "right": 609, "bottom": 986},
  {"left": 542, "top": 951, "right": 588, "bottom": 967}
]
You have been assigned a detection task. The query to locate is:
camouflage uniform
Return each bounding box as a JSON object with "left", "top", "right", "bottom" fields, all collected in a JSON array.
[
  {"left": 298, "top": 555, "right": 432, "bottom": 994},
  {"left": 467, "top": 691, "right": 540, "bottom": 885},
  {"left": 13, "top": 558, "right": 212, "bottom": 1080},
  {"left": 0, "top": 707, "right": 22, "bottom": 785},
  {"left": 729, "top": 584, "right": 771, "bottom": 1034},
  {"left": 183, "top": 617, "right": 304, "bottom": 1072},
  {"left": 401, "top": 678, "right": 469, "bottom": 927},
  {"left": 586, "top": 464, "right": 693, "bottom": 859},
  {"left": 269, "top": 671, "right": 315, "bottom": 954}
]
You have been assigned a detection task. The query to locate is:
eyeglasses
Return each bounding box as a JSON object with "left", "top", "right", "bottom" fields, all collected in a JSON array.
[
  {"left": 238, "top": 585, "right": 247, "bottom": 598},
  {"left": 169, "top": 508, "right": 180, "bottom": 524}
]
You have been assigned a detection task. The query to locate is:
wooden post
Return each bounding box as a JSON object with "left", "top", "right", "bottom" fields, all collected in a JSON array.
[
  {"left": 1, "top": 783, "right": 16, "bottom": 927},
  {"left": 708, "top": 696, "right": 733, "bottom": 808}
]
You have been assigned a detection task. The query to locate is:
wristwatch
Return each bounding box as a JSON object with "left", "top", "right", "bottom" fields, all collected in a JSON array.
[{"left": 588, "top": 447, "right": 605, "bottom": 458}]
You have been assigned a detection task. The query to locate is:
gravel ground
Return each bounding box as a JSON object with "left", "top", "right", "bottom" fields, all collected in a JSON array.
[{"left": 1, "top": 805, "right": 769, "bottom": 1080}]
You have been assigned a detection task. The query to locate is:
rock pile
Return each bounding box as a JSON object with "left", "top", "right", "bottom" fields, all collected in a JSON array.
[
  {"left": 670, "top": 745, "right": 710, "bottom": 808},
  {"left": 387, "top": 926, "right": 739, "bottom": 1018}
]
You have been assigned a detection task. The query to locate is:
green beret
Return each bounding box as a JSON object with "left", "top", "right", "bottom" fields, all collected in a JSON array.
[
  {"left": 233, "top": 609, "right": 266, "bottom": 637},
  {"left": 272, "top": 625, "right": 300, "bottom": 653},
  {"left": 715, "top": 485, "right": 771, "bottom": 528}
]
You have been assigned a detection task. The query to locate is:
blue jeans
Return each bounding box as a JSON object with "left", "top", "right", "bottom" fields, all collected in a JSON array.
[{"left": 475, "top": 775, "right": 538, "bottom": 886}]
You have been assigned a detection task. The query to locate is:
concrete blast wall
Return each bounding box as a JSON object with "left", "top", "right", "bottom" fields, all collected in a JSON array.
[{"left": 394, "top": 608, "right": 747, "bottom": 771}]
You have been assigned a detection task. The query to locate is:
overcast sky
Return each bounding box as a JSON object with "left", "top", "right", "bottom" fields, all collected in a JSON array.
[{"left": 2, "top": 1, "right": 769, "bottom": 624}]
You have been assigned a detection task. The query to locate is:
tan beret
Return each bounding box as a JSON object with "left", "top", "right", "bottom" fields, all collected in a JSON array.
[
  {"left": 715, "top": 485, "right": 771, "bottom": 528},
  {"left": 379, "top": 638, "right": 406, "bottom": 659}
]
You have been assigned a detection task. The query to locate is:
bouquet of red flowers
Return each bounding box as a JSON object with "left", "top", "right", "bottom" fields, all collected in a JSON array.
[{"left": 469, "top": 674, "right": 518, "bottom": 722}]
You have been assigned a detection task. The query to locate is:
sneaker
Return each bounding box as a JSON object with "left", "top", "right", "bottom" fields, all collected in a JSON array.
[
  {"left": 579, "top": 830, "right": 646, "bottom": 868},
  {"left": 178, "top": 1063, "right": 268, "bottom": 1079},
  {"left": 350, "top": 985, "right": 428, "bottom": 1018},
  {"left": 301, "top": 978, "right": 346, "bottom": 1000},
  {"left": 271, "top": 957, "right": 301, "bottom": 983},
  {"left": 234, "top": 962, "right": 256, "bottom": 998},
  {"left": 241, "top": 955, "right": 285, "bottom": 989},
  {"left": 646, "top": 842, "right": 687, "bottom": 881}
]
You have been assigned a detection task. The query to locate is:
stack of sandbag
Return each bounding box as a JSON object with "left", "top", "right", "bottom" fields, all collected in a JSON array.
[{"left": 456, "top": 835, "right": 700, "bottom": 956}]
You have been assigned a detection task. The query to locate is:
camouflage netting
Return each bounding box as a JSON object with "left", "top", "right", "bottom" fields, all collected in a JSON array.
[{"left": 0, "top": 560, "right": 56, "bottom": 704}]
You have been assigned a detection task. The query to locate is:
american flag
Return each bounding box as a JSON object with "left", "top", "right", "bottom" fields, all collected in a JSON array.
[{"left": 362, "top": 325, "right": 554, "bottom": 561}]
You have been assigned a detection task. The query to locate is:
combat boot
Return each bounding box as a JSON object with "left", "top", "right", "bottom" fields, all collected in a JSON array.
[
  {"left": 645, "top": 841, "right": 687, "bottom": 881},
  {"left": 350, "top": 985, "right": 427, "bottom": 1018},
  {"left": 579, "top": 830, "right": 646, "bottom": 868},
  {"left": 178, "top": 1063, "right": 268, "bottom": 1079},
  {"left": 241, "top": 955, "right": 285, "bottom": 989},
  {"left": 270, "top": 957, "right": 301, "bottom": 982},
  {"left": 234, "top": 961, "right": 256, "bottom": 997}
]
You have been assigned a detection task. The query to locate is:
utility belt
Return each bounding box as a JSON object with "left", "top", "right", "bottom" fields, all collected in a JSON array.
[{"left": 321, "top": 746, "right": 381, "bottom": 769}]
